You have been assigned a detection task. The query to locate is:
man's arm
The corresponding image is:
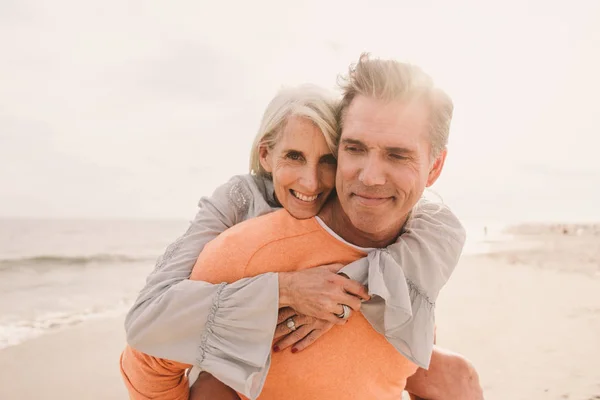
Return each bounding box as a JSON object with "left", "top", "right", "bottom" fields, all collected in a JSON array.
[{"left": 405, "top": 346, "right": 483, "bottom": 400}]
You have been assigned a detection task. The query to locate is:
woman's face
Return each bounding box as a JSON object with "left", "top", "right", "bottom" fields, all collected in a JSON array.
[{"left": 259, "top": 116, "right": 337, "bottom": 219}]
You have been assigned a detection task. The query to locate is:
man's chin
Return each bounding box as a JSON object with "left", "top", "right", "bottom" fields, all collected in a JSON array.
[{"left": 349, "top": 215, "right": 387, "bottom": 234}]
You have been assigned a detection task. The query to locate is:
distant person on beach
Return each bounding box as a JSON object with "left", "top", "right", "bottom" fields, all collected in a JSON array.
[{"left": 120, "top": 55, "right": 483, "bottom": 399}]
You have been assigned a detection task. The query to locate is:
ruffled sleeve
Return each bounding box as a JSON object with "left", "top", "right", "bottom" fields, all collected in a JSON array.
[
  {"left": 192, "top": 274, "right": 279, "bottom": 398},
  {"left": 123, "top": 175, "right": 279, "bottom": 399},
  {"left": 340, "top": 199, "right": 466, "bottom": 369}
]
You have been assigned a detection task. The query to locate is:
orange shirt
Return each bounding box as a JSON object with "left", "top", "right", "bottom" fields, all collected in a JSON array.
[{"left": 121, "top": 209, "right": 417, "bottom": 399}]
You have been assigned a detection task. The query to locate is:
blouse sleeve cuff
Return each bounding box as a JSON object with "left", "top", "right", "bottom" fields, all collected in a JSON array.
[{"left": 196, "top": 272, "right": 279, "bottom": 399}]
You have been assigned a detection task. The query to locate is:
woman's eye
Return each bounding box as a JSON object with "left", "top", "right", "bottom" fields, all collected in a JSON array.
[{"left": 286, "top": 152, "right": 303, "bottom": 161}]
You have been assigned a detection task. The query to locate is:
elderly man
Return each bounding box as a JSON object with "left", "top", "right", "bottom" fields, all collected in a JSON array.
[{"left": 121, "top": 54, "right": 483, "bottom": 399}]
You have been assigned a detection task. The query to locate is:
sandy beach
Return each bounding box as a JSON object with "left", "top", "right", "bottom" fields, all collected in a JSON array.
[{"left": 1, "top": 227, "right": 599, "bottom": 400}]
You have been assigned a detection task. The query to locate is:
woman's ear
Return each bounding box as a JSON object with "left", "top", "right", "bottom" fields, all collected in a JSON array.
[{"left": 259, "top": 144, "right": 273, "bottom": 174}]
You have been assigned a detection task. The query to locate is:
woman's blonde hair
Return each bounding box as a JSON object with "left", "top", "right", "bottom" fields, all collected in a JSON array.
[{"left": 249, "top": 84, "right": 340, "bottom": 177}]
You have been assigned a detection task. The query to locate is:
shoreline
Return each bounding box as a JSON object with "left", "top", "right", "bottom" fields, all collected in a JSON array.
[{"left": 1, "top": 232, "right": 599, "bottom": 399}]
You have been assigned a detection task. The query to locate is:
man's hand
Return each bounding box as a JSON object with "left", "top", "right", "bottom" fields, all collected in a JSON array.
[
  {"left": 405, "top": 346, "right": 483, "bottom": 400},
  {"left": 272, "top": 307, "right": 335, "bottom": 352},
  {"left": 278, "top": 264, "right": 370, "bottom": 324}
]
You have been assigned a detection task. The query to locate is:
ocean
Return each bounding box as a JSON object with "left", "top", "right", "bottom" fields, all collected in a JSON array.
[
  {"left": 0, "top": 216, "right": 511, "bottom": 350},
  {"left": 0, "top": 218, "right": 189, "bottom": 350}
]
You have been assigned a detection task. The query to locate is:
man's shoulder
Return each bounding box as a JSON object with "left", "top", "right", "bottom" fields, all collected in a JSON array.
[
  {"left": 203, "top": 210, "right": 321, "bottom": 259},
  {"left": 224, "top": 209, "right": 319, "bottom": 240}
]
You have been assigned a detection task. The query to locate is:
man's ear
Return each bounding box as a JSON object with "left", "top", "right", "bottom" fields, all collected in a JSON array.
[{"left": 426, "top": 148, "right": 447, "bottom": 187}]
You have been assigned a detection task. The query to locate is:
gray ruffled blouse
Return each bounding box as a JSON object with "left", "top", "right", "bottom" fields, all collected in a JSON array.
[{"left": 124, "top": 174, "right": 466, "bottom": 399}]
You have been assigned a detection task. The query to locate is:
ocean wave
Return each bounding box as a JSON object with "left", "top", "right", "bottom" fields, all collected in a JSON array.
[
  {"left": 0, "top": 302, "right": 132, "bottom": 350},
  {"left": 0, "top": 254, "right": 155, "bottom": 268}
]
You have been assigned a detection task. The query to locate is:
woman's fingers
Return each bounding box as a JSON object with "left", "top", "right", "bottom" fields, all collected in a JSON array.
[
  {"left": 336, "top": 274, "right": 370, "bottom": 301},
  {"left": 274, "top": 307, "right": 299, "bottom": 340},
  {"left": 321, "top": 309, "right": 348, "bottom": 325},
  {"left": 291, "top": 323, "right": 334, "bottom": 353},
  {"left": 334, "top": 292, "right": 363, "bottom": 313},
  {"left": 277, "top": 307, "right": 296, "bottom": 324},
  {"left": 273, "top": 314, "right": 315, "bottom": 340},
  {"left": 280, "top": 266, "right": 368, "bottom": 322},
  {"left": 273, "top": 321, "right": 292, "bottom": 341},
  {"left": 273, "top": 324, "right": 314, "bottom": 352},
  {"left": 273, "top": 317, "right": 335, "bottom": 353},
  {"left": 317, "top": 294, "right": 360, "bottom": 324}
]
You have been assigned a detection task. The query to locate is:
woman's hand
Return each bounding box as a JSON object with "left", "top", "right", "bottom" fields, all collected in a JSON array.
[
  {"left": 278, "top": 263, "right": 369, "bottom": 324},
  {"left": 272, "top": 307, "right": 335, "bottom": 353}
]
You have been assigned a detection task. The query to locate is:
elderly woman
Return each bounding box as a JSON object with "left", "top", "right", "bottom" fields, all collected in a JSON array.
[{"left": 121, "top": 82, "right": 470, "bottom": 399}]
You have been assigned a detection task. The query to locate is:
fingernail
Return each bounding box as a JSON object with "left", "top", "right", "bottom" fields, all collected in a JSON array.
[
  {"left": 273, "top": 346, "right": 280, "bottom": 352},
  {"left": 291, "top": 348, "right": 298, "bottom": 354}
]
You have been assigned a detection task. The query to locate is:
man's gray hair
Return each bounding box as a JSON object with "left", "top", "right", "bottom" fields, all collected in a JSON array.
[{"left": 338, "top": 53, "right": 454, "bottom": 158}]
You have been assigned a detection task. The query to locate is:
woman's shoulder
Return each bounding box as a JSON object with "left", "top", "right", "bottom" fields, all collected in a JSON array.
[
  {"left": 208, "top": 174, "right": 276, "bottom": 222},
  {"left": 217, "top": 174, "right": 271, "bottom": 195}
]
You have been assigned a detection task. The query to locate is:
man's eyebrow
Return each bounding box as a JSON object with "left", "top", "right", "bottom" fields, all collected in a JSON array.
[
  {"left": 342, "top": 138, "right": 414, "bottom": 154},
  {"left": 340, "top": 138, "right": 365, "bottom": 146},
  {"left": 385, "top": 146, "right": 415, "bottom": 154}
]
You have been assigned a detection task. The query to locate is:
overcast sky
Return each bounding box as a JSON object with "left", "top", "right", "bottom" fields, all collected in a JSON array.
[{"left": 1, "top": 0, "right": 599, "bottom": 222}]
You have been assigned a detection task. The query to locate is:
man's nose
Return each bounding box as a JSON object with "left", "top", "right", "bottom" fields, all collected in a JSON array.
[{"left": 358, "top": 156, "right": 386, "bottom": 186}]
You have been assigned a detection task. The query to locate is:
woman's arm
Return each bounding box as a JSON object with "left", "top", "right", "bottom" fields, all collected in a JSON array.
[
  {"left": 121, "top": 175, "right": 368, "bottom": 399},
  {"left": 125, "top": 175, "right": 280, "bottom": 365},
  {"left": 340, "top": 199, "right": 466, "bottom": 369},
  {"left": 389, "top": 199, "right": 466, "bottom": 296}
]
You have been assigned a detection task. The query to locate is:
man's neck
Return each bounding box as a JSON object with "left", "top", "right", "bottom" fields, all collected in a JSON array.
[{"left": 317, "top": 197, "right": 408, "bottom": 249}]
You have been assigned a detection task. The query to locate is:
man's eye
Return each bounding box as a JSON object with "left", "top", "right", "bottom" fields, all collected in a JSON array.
[
  {"left": 346, "top": 146, "right": 362, "bottom": 153},
  {"left": 390, "top": 154, "right": 408, "bottom": 161}
]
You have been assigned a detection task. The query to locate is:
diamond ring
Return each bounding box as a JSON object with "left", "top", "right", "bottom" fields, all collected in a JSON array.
[{"left": 286, "top": 317, "right": 297, "bottom": 332}]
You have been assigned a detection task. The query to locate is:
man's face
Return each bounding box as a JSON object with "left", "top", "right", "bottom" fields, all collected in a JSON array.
[{"left": 336, "top": 95, "right": 446, "bottom": 239}]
